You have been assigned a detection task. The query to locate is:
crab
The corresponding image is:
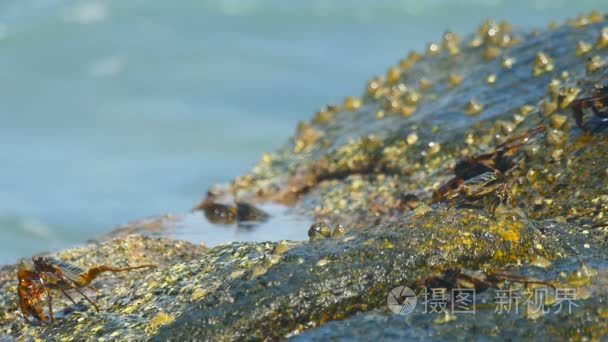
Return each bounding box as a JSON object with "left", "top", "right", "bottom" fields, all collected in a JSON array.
[
  {"left": 570, "top": 84, "right": 608, "bottom": 129},
  {"left": 419, "top": 268, "right": 556, "bottom": 294},
  {"left": 18, "top": 256, "right": 156, "bottom": 323},
  {"left": 444, "top": 170, "right": 512, "bottom": 214},
  {"left": 433, "top": 125, "right": 544, "bottom": 209}
]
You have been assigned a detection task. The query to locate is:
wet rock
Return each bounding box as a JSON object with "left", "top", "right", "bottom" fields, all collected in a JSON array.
[
  {"left": 293, "top": 257, "right": 608, "bottom": 341},
  {"left": 152, "top": 212, "right": 605, "bottom": 340},
  {"left": 217, "top": 17, "right": 608, "bottom": 233}
]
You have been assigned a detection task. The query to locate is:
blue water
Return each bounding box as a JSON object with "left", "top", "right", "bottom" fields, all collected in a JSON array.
[{"left": 0, "top": 0, "right": 606, "bottom": 264}]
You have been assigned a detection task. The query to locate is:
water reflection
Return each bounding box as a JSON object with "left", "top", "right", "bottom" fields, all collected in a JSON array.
[
  {"left": 175, "top": 204, "right": 310, "bottom": 247},
  {"left": 107, "top": 204, "right": 311, "bottom": 247}
]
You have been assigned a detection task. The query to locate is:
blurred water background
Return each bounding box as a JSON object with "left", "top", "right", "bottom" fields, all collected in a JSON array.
[{"left": 0, "top": 0, "right": 606, "bottom": 264}]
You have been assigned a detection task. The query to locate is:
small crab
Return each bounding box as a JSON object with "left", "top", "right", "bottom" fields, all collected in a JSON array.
[
  {"left": 444, "top": 170, "right": 512, "bottom": 214},
  {"left": 419, "top": 269, "right": 556, "bottom": 294},
  {"left": 570, "top": 85, "right": 608, "bottom": 128},
  {"left": 433, "top": 124, "right": 544, "bottom": 204},
  {"left": 18, "top": 256, "right": 156, "bottom": 323}
]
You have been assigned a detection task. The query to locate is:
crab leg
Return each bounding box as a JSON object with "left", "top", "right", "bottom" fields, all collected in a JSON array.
[
  {"left": 487, "top": 272, "right": 557, "bottom": 289},
  {"left": 47, "top": 289, "right": 55, "bottom": 322},
  {"left": 61, "top": 290, "right": 78, "bottom": 305},
  {"left": 54, "top": 271, "right": 100, "bottom": 312},
  {"left": 76, "top": 264, "right": 156, "bottom": 287}
]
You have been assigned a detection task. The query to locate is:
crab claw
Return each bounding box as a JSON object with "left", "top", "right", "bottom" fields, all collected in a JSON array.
[{"left": 18, "top": 269, "right": 47, "bottom": 323}]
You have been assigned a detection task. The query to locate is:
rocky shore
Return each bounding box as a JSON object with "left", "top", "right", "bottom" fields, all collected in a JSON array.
[{"left": 1, "top": 13, "right": 608, "bottom": 340}]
